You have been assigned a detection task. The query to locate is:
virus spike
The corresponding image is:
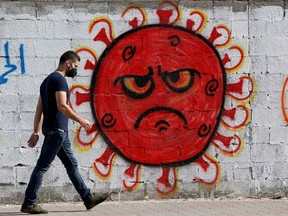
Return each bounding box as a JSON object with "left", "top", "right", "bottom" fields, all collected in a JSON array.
[
  {"left": 123, "top": 163, "right": 141, "bottom": 190},
  {"left": 222, "top": 107, "right": 237, "bottom": 121},
  {"left": 208, "top": 27, "right": 222, "bottom": 44},
  {"left": 194, "top": 154, "right": 219, "bottom": 185},
  {"left": 75, "top": 91, "right": 90, "bottom": 106},
  {"left": 222, "top": 53, "right": 231, "bottom": 66},
  {"left": 186, "top": 10, "right": 206, "bottom": 32},
  {"left": 221, "top": 105, "right": 249, "bottom": 129},
  {"left": 157, "top": 167, "right": 177, "bottom": 195},
  {"left": 89, "top": 18, "right": 114, "bottom": 46},
  {"left": 84, "top": 60, "right": 96, "bottom": 70},
  {"left": 75, "top": 47, "right": 98, "bottom": 71},
  {"left": 121, "top": 5, "right": 146, "bottom": 28},
  {"left": 94, "top": 28, "right": 112, "bottom": 46},
  {"left": 75, "top": 124, "right": 98, "bottom": 150},
  {"left": 226, "top": 76, "right": 254, "bottom": 101},
  {"left": 157, "top": 9, "right": 173, "bottom": 24},
  {"left": 93, "top": 146, "right": 116, "bottom": 179},
  {"left": 157, "top": 1, "right": 180, "bottom": 25},
  {"left": 69, "top": 85, "right": 90, "bottom": 110},
  {"left": 186, "top": 19, "right": 195, "bottom": 31},
  {"left": 223, "top": 46, "right": 245, "bottom": 72},
  {"left": 212, "top": 132, "right": 242, "bottom": 155}
]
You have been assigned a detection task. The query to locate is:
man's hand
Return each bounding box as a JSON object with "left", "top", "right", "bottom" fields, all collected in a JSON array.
[
  {"left": 27, "top": 133, "right": 40, "bottom": 148},
  {"left": 79, "top": 118, "right": 93, "bottom": 131}
]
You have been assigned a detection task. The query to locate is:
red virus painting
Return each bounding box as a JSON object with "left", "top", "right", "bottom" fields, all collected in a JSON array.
[{"left": 70, "top": 1, "right": 255, "bottom": 195}]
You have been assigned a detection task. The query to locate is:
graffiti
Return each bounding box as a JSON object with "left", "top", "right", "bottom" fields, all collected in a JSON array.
[
  {"left": 70, "top": 1, "right": 255, "bottom": 195},
  {"left": 0, "top": 41, "right": 26, "bottom": 85},
  {"left": 282, "top": 77, "right": 288, "bottom": 123}
]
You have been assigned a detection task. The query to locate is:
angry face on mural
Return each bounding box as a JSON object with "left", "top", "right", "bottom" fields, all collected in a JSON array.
[{"left": 91, "top": 24, "right": 226, "bottom": 165}]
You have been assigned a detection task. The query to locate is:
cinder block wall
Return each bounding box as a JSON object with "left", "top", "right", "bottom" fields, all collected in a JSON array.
[{"left": 1, "top": 0, "right": 288, "bottom": 204}]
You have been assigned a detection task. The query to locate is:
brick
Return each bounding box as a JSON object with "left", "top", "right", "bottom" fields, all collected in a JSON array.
[{"left": 0, "top": 166, "right": 15, "bottom": 185}]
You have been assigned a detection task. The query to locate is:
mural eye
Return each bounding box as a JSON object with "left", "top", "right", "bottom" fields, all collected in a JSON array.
[
  {"left": 161, "top": 69, "right": 201, "bottom": 93},
  {"left": 114, "top": 74, "right": 155, "bottom": 99}
]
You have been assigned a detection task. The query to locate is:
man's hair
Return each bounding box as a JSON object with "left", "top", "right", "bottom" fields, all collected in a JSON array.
[{"left": 59, "top": 51, "right": 81, "bottom": 65}]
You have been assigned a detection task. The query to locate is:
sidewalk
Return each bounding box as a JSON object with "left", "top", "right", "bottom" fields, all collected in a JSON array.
[{"left": 0, "top": 198, "right": 288, "bottom": 216}]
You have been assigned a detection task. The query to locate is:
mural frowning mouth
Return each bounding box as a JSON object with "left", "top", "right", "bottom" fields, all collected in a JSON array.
[{"left": 134, "top": 106, "right": 188, "bottom": 132}]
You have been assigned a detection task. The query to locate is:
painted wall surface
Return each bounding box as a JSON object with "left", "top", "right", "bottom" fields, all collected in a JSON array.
[{"left": 0, "top": 0, "right": 288, "bottom": 203}]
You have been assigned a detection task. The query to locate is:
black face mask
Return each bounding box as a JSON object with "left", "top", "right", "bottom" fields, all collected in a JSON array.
[{"left": 67, "top": 67, "right": 77, "bottom": 78}]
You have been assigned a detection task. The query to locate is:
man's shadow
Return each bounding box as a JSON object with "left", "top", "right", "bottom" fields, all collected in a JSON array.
[{"left": 0, "top": 209, "right": 86, "bottom": 215}]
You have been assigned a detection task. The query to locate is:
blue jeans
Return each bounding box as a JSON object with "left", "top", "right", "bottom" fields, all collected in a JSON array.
[{"left": 24, "top": 130, "right": 91, "bottom": 204}]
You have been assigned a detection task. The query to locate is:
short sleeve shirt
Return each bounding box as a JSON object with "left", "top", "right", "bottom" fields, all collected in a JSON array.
[{"left": 40, "top": 72, "right": 70, "bottom": 132}]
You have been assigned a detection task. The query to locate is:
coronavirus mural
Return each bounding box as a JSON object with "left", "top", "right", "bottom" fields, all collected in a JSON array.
[{"left": 70, "top": 1, "right": 255, "bottom": 195}]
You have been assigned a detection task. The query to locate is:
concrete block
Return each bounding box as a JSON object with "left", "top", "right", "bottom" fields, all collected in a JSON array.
[
  {"left": 251, "top": 143, "right": 287, "bottom": 163},
  {"left": 267, "top": 56, "right": 288, "bottom": 75},
  {"left": 250, "top": 91, "right": 269, "bottom": 109},
  {"left": 34, "top": 39, "right": 72, "bottom": 58},
  {"left": 270, "top": 125, "right": 288, "bottom": 145},
  {"left": 250, "top": 37, "right": 287, "bottom": 57},
  {"left": 251, "top": 125, "right": 270, "bottom": 144},
  {"left": 249, "top": 20, "right": 267, "bottom": 38},
  {"left": 0, "top": 2, "right": 36, "bottom": 20},
  {"left": 0, "top": 166, "right": 15, "bottom": 185},
  {"left": 249, "top": 5, "right": 284, "bottom": 21},
  {"left": 16, "top": 166, "right": 33, "bottom": 185},
  {"left": 0, "top": 94, "right": 19, "bottom": 113},
  {"left": 2, "top": 112, "right": 21, "bottom": 131},
  {"left": 231, "top": 20, "right": 248, "bottom": 38},
  {"left": 0, "top": 131, "right": 21, "bottom": 148},
  {"left": 19, "top": 94, "right": 38, "bottom": 112},
  {"left": 252, "top": 107, "right": 283, "bottom": 127}
]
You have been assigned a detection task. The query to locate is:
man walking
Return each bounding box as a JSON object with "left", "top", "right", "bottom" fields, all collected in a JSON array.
[{"left": 21, "top": 51, "right": 109, "bottom": 214}]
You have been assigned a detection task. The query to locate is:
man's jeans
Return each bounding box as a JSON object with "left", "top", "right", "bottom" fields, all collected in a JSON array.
[{"left": 24, "top": 130, "right": 91, "bottom": 204}]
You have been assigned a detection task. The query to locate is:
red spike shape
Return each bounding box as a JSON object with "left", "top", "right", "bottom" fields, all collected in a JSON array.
[
  {"left": 222, "top": 107, "right": 237, "bottom": 121},
  {"left": 75, "top": 91, "right": 90, "bottom": 106},
  {"left": 194, "top": 154, "right": 219, "bottom": 185},
  {"left": 93, "top": 147, "right": 116, "bottom": 179},
  {"left": 223, "top": 46, "right": 244, "bottom": 71},
  {"left": 213, "top": 132, "right": 234, "bottom": 149},
  {"left": 227, "top": 78, "right": 244, "bottom": 95},
  {"left": 121, "top": 6, "right": 146, "bottom": 28},
  {"left": 221, "top": 105, "right": 249, "bottom": 129},
  {"left": 75, "top": 124, "right": 98, "bottom": 149},
  {"left": 94, "top": 28, "right": 112, "bottom": 46},
  {"left": 222, "top": 53, "right": 231, "bottom": 66},
  {"left": 208, "top": 27, "right": 222, "bottom": 44},
  {"left": 186, "top": 19, "right": 195, "bottom": 31},
  {"left": 123, "top": 163, "right": 141, "bottom": 190},
  {"left": 156, "top": 9, "right": 173, "bottom": 24},
  {"left": 84, "top": 59, "right": 96, "bottom": 70},
  {"left": 187, "top": 11, "right": 206, "bottom": 32},
  {"left": 157, "top": 167, "right": 177, "bottom": 195},
  {"left": 227, "top": 76, "right": 253, "bottom": 101},
  {"left": 129, "top": 17, "right": 139, "bottom": 29},
  {"left": 212, "top": 133, "right": 242, "bottom": 155}
]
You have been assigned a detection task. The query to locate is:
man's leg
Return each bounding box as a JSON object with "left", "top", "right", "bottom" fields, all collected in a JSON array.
[
  {"left": 57, "top": 132, "right": 109, "bottom": 209},
  {"left": 57, "top": 132, "right": 91, "bottom": 200},
  {"left": 22, "top": 130, "right": 65, "bottom": 213}
]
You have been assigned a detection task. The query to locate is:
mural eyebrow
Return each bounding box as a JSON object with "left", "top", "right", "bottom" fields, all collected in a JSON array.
[
  {"left": 168, "top": 35, "right": 180, "bottom": 46},
  {"left": 113, "top": 66, "right": 154, "bottom": 86}
]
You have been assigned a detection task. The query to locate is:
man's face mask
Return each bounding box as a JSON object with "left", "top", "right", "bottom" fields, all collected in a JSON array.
[{"left": 66, "top": 63, "right": 77, "bottom": 78}]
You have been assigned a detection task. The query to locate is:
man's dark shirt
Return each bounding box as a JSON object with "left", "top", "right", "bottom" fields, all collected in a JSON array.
[{"left": 40, "top": 72, "right": 70, "bottom": 132}]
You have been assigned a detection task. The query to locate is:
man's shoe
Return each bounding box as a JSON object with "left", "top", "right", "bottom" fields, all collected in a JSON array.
[
  {"left": 20, "top": 203, "right": 48, "bottom": 214},
  {"left": 84, "top": 192, "right": 109, "bottom": 210}
]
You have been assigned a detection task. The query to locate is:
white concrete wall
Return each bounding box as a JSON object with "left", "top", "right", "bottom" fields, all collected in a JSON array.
[{"left": 0, "top": 0, "right": 288, "bottom": 203}]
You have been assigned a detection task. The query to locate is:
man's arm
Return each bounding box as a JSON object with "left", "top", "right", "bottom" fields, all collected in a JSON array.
[
  {"left": 55, "top": 91, "right": 92, "bottom": 131},
  {"left": 27, "top": 96, "right": 43, "bottom": 148}
]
